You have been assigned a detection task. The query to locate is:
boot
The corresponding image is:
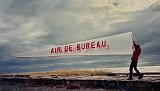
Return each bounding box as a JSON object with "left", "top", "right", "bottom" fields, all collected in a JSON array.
[
  {"left": 127, "top": 77, "right": 133, "bottom": 80},
  {"left": 138, "top": 74, "right": 143, "bottom": 79}
]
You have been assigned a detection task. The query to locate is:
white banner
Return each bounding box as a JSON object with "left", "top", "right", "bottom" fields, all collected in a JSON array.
[{"left": 12, "top": 32, "right": 134, "bottom": 58}]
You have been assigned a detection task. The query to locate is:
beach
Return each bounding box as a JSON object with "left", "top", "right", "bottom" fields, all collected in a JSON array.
[
  {"left": 0, "top": 75, "right": 160, "bottom": 91},
  {"left": 0, "top": 66, "right": 160, "bottom": 91}
]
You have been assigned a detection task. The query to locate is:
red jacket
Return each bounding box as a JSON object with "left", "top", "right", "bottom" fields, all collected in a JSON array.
[{"left": 131, "top": 43, "right": 141, "bottom": 61}]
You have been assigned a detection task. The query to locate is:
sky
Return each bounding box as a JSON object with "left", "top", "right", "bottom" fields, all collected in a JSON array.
[{"left": 0, "top": 0, "right": 160, "bottom": 73}]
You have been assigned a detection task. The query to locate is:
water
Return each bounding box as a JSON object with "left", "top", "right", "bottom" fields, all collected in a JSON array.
[{"left": 0, "top": 55, "right": 160, "bottom": 73}]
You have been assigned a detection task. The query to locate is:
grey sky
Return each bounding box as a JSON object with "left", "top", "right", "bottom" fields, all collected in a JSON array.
[{"left": 0, "top": 0, "right": 160, "bottom": 73}]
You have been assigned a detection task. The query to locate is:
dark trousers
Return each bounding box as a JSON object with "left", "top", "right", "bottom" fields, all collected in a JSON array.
[{"left": 129, "top": 60, "right": 141, "bottom": 78}]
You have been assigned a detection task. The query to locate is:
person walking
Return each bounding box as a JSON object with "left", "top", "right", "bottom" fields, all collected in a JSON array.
[{"left": 127, "top": 41, "right": 143, "bottom": 80}]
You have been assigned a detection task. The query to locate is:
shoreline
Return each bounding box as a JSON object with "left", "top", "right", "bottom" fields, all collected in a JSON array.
[
  {"left": 0, "top": 66, "right": 160, "bottom": 91},
  {"left": 1, "top": 65, "right": 160, "bottom": 75}
]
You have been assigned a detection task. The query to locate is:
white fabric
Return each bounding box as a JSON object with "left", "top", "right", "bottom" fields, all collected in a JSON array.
[{"left": 12, "top": 32, "right": 134, "bottom": 57}]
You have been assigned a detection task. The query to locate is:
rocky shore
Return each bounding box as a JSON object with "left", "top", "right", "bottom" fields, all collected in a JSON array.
[{"left": 0, "top": 75, "right": 160, "bottom": 91}]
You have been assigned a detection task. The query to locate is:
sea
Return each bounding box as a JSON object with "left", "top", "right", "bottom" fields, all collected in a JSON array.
[{"left": 0, "top": 54, "right": 160, "bottom": 73}]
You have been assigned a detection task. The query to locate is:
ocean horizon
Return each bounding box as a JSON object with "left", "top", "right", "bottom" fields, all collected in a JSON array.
[{"left": 1, "top": 54, "right": 159, "bottom": 74}]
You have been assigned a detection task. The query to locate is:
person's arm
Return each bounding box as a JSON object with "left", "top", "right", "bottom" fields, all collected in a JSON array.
[{"left": 133, "top": 41, "right": 138, "bottom": 49}]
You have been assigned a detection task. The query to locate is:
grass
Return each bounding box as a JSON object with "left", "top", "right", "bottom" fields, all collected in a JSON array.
[{"left": 30, "top": 69, "right": 112, "bottom": 77}]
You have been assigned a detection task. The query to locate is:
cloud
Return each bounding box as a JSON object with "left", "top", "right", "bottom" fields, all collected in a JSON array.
[
  {"left": 0, "top": 0, "right": 160, "bottom": 73},
  {"left": 111, "top": 2, "right": 160, "bottom": 55}
]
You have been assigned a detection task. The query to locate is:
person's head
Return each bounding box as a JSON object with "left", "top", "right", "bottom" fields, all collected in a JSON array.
[{"left": 136, "top": 45, "right": 140, "bottom": 48}]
